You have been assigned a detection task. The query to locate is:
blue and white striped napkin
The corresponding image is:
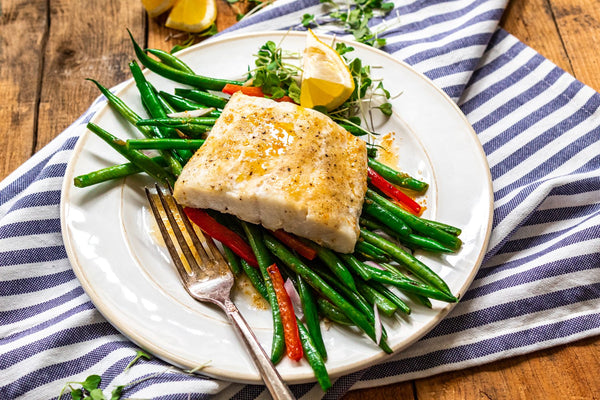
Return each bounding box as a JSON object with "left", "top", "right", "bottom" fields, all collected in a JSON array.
[{"left": 1, "top": 0, "right": 599, "bottom": 398}]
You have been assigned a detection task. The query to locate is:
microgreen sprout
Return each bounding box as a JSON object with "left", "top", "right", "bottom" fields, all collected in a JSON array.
[
  {"left": 302, "top": 13, "right": 317, "bottom": 27},
  {"left": 125, "top": 350, "right": 152, "bottom": 371},
  {"left": 58, "top": 350, "right": 152, "bottom": 400},
  {"left": 330, "top": 43, "right": 393, "bottom": 132},
  {"left": 248, "top": 40, "right": 302, "bottom": 101}
]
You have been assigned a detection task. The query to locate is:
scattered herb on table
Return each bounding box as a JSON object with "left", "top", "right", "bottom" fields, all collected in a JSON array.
[
  {"left": 58, "top": 350, "right": 152, "bottom": 400},
  {"left": 304, "top": 0, "right": 396, "bottom": 47}
]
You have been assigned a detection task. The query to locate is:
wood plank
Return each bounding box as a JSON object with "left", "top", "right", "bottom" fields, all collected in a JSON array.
[
  {"left": 549, "top": 0, "right": 600, "bottom": 91},
  {"left": 500, "top": 0, "right": 573, "bottom": 75},
  {"left": 35, "top": 0, "right": 146, "bottom": 152},
  {"left": 344, "top": 336, "right": 600, "bottom": 399},
  {"left": 343, "top": 380, "right": 415, "bottom": 400},
  {"left": 414, "top": 336, "right": 600, "bottom": 399},
  {"left": 0, "top": 0, "right": 47, "bottom": 180}
]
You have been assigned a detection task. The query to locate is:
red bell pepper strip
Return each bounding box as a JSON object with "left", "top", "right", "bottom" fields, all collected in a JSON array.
[
  {"left": 267, "top": 263, "right": 304, "bottom": 362},
  {"left": 271, "top": 229, "right": 318, "bottom": 260},
  {"left": 183, "top": 207, "right": 258, "bottom": 267},
  {"left": 275, "top": 95, "right": 295, "bottom": 103},
  {"left": 222, "top": 83, "right": 265, "bottom": 97},
  {"left": 222, "top": 84, "right": 296, "bottom": 103},
  {"left": 367, "top": 168, "right": 422, "bottom": 215}
]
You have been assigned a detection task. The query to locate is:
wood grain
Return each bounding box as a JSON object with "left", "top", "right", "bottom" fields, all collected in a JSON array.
[
  {"left": 0, "top": 0, "right": 47, "bottom": 181},
  {"left": 501, "top": 0, "right": 600, "bottom": 92},
  {"left": 550, "top": 0, "right": 600, "bottom": 91},
  {"left": 412, "top": 336, "right": 600, "bottom": 399},
  {"left": 35, "top": 0, "right": 146, "bottom": 152},
  {"left": 500, "top": 0, "right": 572, "bottom": 75}
]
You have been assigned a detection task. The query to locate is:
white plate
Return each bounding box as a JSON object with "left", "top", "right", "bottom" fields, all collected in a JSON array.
[{"left": 61, "top": 31, "right": 493, "bottom": 384}]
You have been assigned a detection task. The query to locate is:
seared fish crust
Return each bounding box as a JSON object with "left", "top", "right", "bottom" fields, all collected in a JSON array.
[{"left": 173, "top": 92, "right": 367, "bottom": 253}]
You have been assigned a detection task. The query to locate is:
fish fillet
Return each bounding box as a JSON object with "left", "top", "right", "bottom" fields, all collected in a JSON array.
[{"left": 173, "top": 92, "right": 367, "bottom": 253}]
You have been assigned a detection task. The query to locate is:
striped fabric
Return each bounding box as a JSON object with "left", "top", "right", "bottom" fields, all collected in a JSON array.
[{"left": 1, "top": 0, "right": 599, "bottom": 398}]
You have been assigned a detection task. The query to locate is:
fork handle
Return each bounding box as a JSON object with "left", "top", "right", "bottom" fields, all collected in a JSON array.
[{"left": 223, "top": 299, "right": 296, "bottom": 400}]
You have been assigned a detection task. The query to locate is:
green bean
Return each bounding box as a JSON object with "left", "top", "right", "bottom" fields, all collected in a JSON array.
[
  {"left": 146, "top": 48, "right": 195, "bottom": 74},
  {"left": 154, "top": 91, "right": 209, "bottom": 136},
  {"left": 263, "top": 234, "right": 393, "bottom": 353},
  {"left": 128, "top": 61, "right": 171, "bottom": 134},
  {"left": 380, "top": 263, "right": 432, "bottom": 308},
  {"left": 137, "top": 117, "right": 218, "bottom": 126},
  {"left": 356, "top": 280, "right": 398, "bottom": 317},
  {"left": 297, "top": 275, "right": 327, "bottom": 359},
  {"left": 87, "top": 79, "right": 149, "bottom": 134},
  {"left": 354, "top": 240, "right": 390, "bottom": 263},
  {"left": 314, "top": 245, "right": 357, "bottom": 291},
  {"left": 359, "top": 216, "right": 386, "bottom": 232},
  {"left": 420, "top": 218, "right": 462, "bottom": 236},
  {"left": 158, "top": 91, "right": 222, "bottom": 117},
  {"left": 175, "top": 88, "right": 228, "bottom": 109},
  {"left": 86, "top": 123, "right": 174, "bottom": 185},
  {"left": 354, "top": 249, "right": 456, "bottom": 302},
  {"left": 360, "top": 228, "right": 453, "bottom": 296},
  {"left": 128, "top": 30, "right": 242, "bottom": 91},
  {"left": 313, "top": 264, "right": 374, "bottom": 323},
  {"left": 87, "top": 78, "right": 182, "bottom": 176},
  {"left": 240, "top": 222, "right": 285, "bottom": 363},
  {"left": 339, "top": 253, "right": 372, "bottom": 281},
  {"left": 150, "top": 82, "right": 178, "bottom": 115},
  {"left": 297, "top": 319, "right": 332, "bottom": 391},
  {"left": 316, "top": 298, "right": 353, "bottom": 325},
  {"left": 401, "top": 234, "right": 454, "bottom": 253},
  {"left": 126, "top": 138, "right": 204, "bottom": 150},
  {"left": 168, "top": 124, "right": 212, "bottom": 136},
  {"left": 73, "top": 156, "right": 167, "bottom": 188},
  {"left": 367, "top": 158, "right": 429, "bottom": 193},
  {"left": 367, "top": 280, "right": 411, "bottom": 315},
  {"left": 149, "top": 83, "right": 209, "bottom": 150},
  {"left": 129, "top": 60, "right": 193, "bottom": 164},
  {"left": 360, "top": 215, "right": 452, "bottom": 253},
  {"left": 240, "top": 259, "right": 268, "bottom": 299},
  {"left": 366, "top": 189, "right": 462, "bottom": 251},
  {"left": 223, "top": 245, "right": 242, "bottom": 275},
  {"left": 362, "top": 201, "right": 412, "bottom": 237}
]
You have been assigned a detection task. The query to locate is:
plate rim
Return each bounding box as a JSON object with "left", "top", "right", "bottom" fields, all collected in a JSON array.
[{"left": 60, "top": 30, "right": 494, "bottom": 384}]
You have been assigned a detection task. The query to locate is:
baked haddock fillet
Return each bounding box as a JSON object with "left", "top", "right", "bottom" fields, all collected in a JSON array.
[{"left": 173, "top": 92, "right": 367, "bottom": 253}]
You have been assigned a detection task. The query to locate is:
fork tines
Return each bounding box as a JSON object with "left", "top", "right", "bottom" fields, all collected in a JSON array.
[{"left": 144, "top": 184, "right": 226, "bottom": 280}]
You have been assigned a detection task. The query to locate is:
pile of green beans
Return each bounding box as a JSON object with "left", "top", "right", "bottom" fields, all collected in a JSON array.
[{"left": 74, "top": 32, "right": 465, "bottom": 392}]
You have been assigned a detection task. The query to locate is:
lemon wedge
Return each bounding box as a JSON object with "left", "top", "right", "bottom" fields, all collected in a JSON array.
[
  {"left": 165, "top": 0, "right": 217, "bottom": 33},
  {"left": 300, "top": 29, "right": 355, "bottom": 111},
  {"left": 142, "top": 0, "right": 177, "bottom": 17}
]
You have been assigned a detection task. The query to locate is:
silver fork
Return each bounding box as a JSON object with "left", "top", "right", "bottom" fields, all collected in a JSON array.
[{"left": 145, "top": 184, "right": 295, "bottom": 400}]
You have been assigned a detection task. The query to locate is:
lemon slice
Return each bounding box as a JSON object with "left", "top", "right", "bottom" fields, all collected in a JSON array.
[
  {"left": 142, "top": 0, "right": 177, "bottom": 17},
  {"left": 165, "top": 0, "right": 217, "bottom": 33},
  {"left": 300, "top": 29, "right": 355, "bottom": 111}
]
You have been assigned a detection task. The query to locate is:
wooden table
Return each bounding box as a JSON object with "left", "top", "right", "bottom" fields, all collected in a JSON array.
[{"left": 1, "top": 0, "right": 598, "bottom": 398}]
